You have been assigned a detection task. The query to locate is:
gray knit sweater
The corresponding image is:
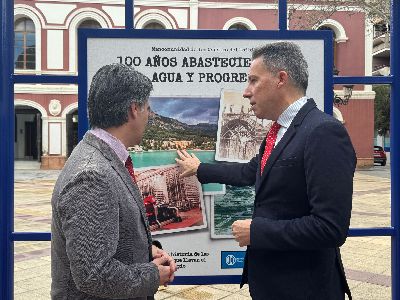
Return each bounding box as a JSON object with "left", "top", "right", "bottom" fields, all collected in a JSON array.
[{"left": 51, "top": 133, "right": 159, "bottom": 299}]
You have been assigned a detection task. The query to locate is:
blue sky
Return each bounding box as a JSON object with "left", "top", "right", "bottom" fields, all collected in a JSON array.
[{"left": 149, "top": 97, "right": 219, "bottom": 125}]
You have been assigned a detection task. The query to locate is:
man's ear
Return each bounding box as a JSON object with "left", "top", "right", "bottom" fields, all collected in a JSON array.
[
  {"left": 277, "top": 71, "right": 289, "bottom": 88},
  {"left": 129, "top": 102, "right": 139, "bottom": 119}
]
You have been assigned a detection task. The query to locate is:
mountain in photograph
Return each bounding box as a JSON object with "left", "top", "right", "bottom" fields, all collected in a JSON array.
[{"left": 140, "top": 112, "right": 218, "bottom": 150}]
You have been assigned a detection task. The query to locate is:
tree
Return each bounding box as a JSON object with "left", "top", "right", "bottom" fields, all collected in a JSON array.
[
  {"left": 287, "top": 0, "right": 390, "bottom": 30},
  {"left": 373, "top": 85, "right": 390, "bottom": 136}
]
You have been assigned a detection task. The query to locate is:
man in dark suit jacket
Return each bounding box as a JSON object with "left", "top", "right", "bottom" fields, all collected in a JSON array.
[
  {"left": 51, "top": 64, "right": 176, "bottom": 299},
  {"left": 176, "top": 42, "right": 356, "bottom": 300}
]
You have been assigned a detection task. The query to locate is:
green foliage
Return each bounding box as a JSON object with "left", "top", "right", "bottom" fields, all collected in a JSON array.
[{"left": 373, "top": 85, "right": 390, "bottom": 136}]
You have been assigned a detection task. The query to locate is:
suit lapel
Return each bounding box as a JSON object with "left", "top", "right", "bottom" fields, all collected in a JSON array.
[
  {"left": 111, "top": 160, "right": 153, "bottom": 243},
  {"left": 84, "top": 133, "right": 152, "bottom": 243},
  {"left": 255, "top": 99, "right": 317, "bottom": 194},
  {"left": 256, "top": 126, "right": 296, "bottom": 193},
  {"left": 112, "top": 160, "right": 148, "bottom": 221}
]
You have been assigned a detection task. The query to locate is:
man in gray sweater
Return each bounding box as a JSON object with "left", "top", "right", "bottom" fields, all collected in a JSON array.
[{"left": 51, "top": 64, "right": 176, "bottom": 299}]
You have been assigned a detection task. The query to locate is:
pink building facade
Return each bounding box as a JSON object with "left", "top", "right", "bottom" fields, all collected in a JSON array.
[{"left": 13, "top": 0, "right": 375, "bottom": 168}]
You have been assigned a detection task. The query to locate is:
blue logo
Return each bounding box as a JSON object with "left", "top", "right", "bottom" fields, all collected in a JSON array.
[{"left": 221, "top": 251, "right": 246, "bottom": 269}]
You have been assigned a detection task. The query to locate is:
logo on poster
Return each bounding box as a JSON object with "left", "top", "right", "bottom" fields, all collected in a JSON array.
[
  {"left": 226, "top": 255, "right": 242, "bottom": 266},
  {"left": 221, "top": 251, "right": 246, "bottom": 269}
]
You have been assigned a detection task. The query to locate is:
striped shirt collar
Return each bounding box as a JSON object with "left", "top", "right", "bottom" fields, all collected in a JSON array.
[
  {"left": 90, "top": 128, "right": 129, "bottom": 164},
  {"left": 277, "top": 96, "right": 308, "bottom": 128}
]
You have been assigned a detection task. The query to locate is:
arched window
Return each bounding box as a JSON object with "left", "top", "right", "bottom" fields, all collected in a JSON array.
[
  {"left": 78, "top": 19, "right": 101, "bottom": 29},
  {"left": 143, "top": 22, "right": 165, "bottom": 29},
  {"left": 14, "top": 17, "right": 35, "bottom": 70},
  {"left": 318, "top": 26, "right": 338, "bottom": 74},
  {"left": 223, "top": 17, "right": 256, "bottom": 30},
  {"left": 228, "top": 23, "right": 249, "bottom": 30},
  {"left": 68, "top": 11, "right": 109, "bottom": 73}
]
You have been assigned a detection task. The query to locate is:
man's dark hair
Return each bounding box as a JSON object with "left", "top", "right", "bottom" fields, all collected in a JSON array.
[
  {"left": 252, "top": 41, "right": 309, "bottom": 94},
  {"left": 88, "top": 63, "right": 153, "bottom": 128}
]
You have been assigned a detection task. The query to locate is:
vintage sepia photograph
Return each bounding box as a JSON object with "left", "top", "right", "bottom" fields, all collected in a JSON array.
[
  {"left": 215, "top": 90, "right": 272, "bottom": 162},
  {"left": 135, "top": 164, "right": 207, "bottom": 235},
  {"left": 211, "top": 185, "right": 255, "bottom": 239}
]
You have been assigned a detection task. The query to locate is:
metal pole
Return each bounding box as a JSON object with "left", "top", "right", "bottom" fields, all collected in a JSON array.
[
  {"left": 278, "top": 0, "right": 288, "bottom": 31},
  {"left": 0, "top": 0, "right": 15, "bottom": 298},
  {"left": 391, "top": 0, "right": 400, "bottom": 298},
  {"left": 125, "top": 0, "right": 134, "bottom": 29}
]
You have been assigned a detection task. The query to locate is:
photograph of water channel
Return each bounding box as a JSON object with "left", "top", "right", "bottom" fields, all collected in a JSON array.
[{"left": 211, "top": 185, "right": 254, "bottom": 238}]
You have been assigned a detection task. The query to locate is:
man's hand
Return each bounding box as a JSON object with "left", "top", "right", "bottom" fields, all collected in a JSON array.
[
  {"left": 152, "top": 245, "right": 177, "bottom": 286},
  {"left": 232, "top": 219, "right": 252, "bottom": 247},
  {"left": 151, "top": 244, "right": 163, "bottom": 259},
  {"left": 152, "top": 256, "right": 173, "bottom": 286},
  {"left": 175, "top": 150, "right": 201, "bottom": 178}
]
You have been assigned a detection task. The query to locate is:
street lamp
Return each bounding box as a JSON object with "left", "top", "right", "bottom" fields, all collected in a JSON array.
[{"left": 334, "top": 85, "right": 354, "bottom": 106}]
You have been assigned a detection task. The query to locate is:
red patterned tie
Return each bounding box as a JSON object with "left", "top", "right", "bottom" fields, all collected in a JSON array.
[
  {"left": 260, "top": 122, "right": 282, "bottom": 174},
  {"left": 125, "top": 156, "right": 136, "bottom": 183}
]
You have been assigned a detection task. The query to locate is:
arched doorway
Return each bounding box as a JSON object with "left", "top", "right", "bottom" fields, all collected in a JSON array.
[
  {"left": 14, "top": 106, "right": 42, "bottom": 161},
  {"left": 66, "top": 108, "right": 78, "bottom": 157}
]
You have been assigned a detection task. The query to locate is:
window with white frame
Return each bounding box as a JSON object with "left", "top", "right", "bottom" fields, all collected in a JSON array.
[{"left": 14, "top": 17, "right": 35, "bottom": 70}]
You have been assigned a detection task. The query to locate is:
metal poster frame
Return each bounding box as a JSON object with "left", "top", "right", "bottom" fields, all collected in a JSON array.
[{"left": 1, "top": 0, "right": 399, "bottom": 298}]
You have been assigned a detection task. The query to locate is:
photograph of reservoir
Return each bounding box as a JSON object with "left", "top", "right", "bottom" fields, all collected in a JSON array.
[
  {"left": 130, "top": 97, "right": 224, "bottom": 194},
  {"left": 211, "top": 185, "right": 254, "bottom": 238},
  {"left": 131, "top": 150, "right": 225, "bottom": 195},
  {"left": 141, "top": 97, "right": 220, "bottom": 151}
]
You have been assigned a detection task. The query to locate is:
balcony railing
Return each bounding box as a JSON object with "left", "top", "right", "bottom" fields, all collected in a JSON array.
[
  {"left": 373, "top": 32, "right": 390, "bottom": 56},
  {"left": 372, "top": 65, "right": 390, "bottom": 76}
]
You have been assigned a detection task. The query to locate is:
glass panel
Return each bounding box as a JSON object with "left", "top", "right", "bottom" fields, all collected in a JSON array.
[
  {"left": 143, "top": 22, "right": 165, "bottom": 30},
  {"left": 374, "top": 85, "right": 390, "bottom": 144},
  {"left": 14, "top": 47, "right": 24, "bottom": 58},
  {"left": 79, "top": 19, "right": 101, "bottom": 29},
  {"left": 26, "top": 62, "right": 35, "bottom": 69},
  {"left": 26, "top": 50, "right": 35, "bottom": 60},
  {"left": 332, "top": 83, "right": 391, "bottom": 228},
  {"left": 15, "top": 61, "right": 24, "bottom": 69},
  {"left": 14, "top": 40, "right": 24, "bottom": 49},
  {"left": 14, "top": 32, "right": 24, "bottom": 42},
  {"left": 14, "top": 241, "right": 51, "bottom": 299},
  {"left": 15, "top": 56, "right": 25, "bottom": 62},
  {"left": 228, "top": 24, "right": 249, "bottom": 30},
  {"left": 14, "top": 161, "right": 55, "bottom": 231},
  {"left": 26, "top": 53, "right": 35, "bottom": 61},
  {"left": 287, "top": 0, "right": 391, "bottom": 77},
  {"left": 14, "top": 19, "right": 25, "bottom": 31},
  {"left": 14, "top": 84, "right": 78, "bottom": 231},
  {"left": 341, "top": 237, "right": 391, "bottom": 298},
  {"left": 352, "top": 169, "right": 390, "bottom": 228},
  {"left": 26, "top": 33, "right": 35, "bottom": 46},
  {"left": 25, "top": 19, "right": 35, "bottom": 32},
  {"left": 13, "top": 238, "right": 392, "bottom": 300}
]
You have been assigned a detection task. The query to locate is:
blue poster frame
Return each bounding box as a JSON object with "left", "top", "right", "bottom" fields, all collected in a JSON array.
[{"left": 1, "top": 0, "right": 399, "bottom": 298}]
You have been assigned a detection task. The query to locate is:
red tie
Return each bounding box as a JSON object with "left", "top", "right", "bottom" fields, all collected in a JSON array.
[
  {"left": 125, "top": 156, "right": 136, "bottom": 183},
  {"left": 260, "top": 122, "right": 282, "bottom": 174}
]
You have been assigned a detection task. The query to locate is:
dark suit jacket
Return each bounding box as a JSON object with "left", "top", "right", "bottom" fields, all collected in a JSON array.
[
  {"left": 51, "top": 133, "right": 159, "bottom": 300},
  {"left": 198, "top": 99, "right": 356, "bottom": 300}
]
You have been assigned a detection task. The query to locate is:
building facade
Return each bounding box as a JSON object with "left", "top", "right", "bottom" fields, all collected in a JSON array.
[{"left": 13, "top": 0, "right": 375, "bottom": 168}]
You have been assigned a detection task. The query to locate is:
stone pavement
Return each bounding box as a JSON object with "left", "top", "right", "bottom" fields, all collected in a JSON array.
[{"left": 13, "top": 164, "right": 392, "bottom": 299}]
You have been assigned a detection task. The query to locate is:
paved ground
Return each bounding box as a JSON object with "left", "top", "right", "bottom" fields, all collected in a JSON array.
[{"left": 12, "top": 162, "right": 393, "bottom": 299}]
